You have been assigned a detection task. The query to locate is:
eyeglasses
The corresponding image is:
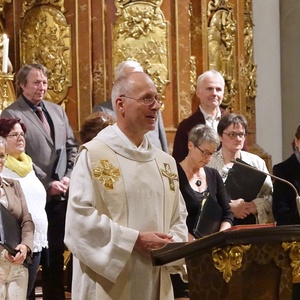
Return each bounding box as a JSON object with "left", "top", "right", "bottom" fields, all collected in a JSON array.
[
  {"left": 0, "top": 154, "right": 7, "bottom": 162},
  {"left": 119, "top": 95, "right": 163, "bottom": 107},
  {"left": 223, "top": 132, "right": 247, "bottom": 139},
  {"left": 194, "top": 144, "right": 216, "bottom": 158},
  {"left": 7, "top": 132, "right": 26, "bottom": 140}
]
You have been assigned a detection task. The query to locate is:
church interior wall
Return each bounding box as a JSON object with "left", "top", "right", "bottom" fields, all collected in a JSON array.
[
  {"left": 2, "top": 0, "right": 298, "bottom": 167},
  {"left": 253, "top": 0, "right": 282, "bottom": 165}
]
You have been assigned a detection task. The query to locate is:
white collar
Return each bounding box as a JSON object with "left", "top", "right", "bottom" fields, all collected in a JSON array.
[
  {"left": 199, "top": 105, "right": 221, "bottom": 121},
  {"left": 112, "top": 124, "right": 149, "bottom": 151}
]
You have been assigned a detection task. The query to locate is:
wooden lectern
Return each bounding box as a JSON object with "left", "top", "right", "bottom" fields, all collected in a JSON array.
[{"left": 152, "top": 225, "right": 300, "bottom": 300}]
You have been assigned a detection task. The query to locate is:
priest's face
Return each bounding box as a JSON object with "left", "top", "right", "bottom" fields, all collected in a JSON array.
[{"left": 119, "top": 73, "right": 160, "bottom": 136}]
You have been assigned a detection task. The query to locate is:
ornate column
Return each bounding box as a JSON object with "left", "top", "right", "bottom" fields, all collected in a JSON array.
[{"left": 0, "top": 0, "right": 15, "bottom": 112}]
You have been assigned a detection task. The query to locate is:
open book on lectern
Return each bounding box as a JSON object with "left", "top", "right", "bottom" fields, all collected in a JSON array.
[{"left": 225, "top": 158, "right": 267, "bottom": 202}]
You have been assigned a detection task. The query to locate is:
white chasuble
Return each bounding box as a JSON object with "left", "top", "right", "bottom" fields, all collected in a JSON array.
[{"left": 65, "top": 125, "right": 188, "bottom": 300}]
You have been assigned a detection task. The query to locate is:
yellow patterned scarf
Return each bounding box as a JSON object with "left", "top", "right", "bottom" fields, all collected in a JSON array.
[{"left": 5, "top": 153, "right": 33, "bottom": 177}]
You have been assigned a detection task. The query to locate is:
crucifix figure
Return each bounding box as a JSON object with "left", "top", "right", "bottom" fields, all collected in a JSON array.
[{"left": 161, "top": 163, "right": 178, "bottom": 191}]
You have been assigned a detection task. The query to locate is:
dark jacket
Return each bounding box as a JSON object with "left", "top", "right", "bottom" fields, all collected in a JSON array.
[
  {"left": 172, "top": 110, "right": 206, "bottom": 163},
  {"left": 272, "top": 153, "right": 300, "bottom": 225}
]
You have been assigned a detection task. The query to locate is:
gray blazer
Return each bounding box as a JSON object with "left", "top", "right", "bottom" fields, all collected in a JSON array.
[
  {"left": 93, "top": 100, "right": 169, "bottom": 153},
  {"left": 1, "top": 96, "right": 78, "bottom": 190}
]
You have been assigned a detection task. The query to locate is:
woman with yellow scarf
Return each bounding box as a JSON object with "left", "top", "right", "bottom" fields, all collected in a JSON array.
[{"left": 0, "top": 118, "right": 48, "bottom": 299}]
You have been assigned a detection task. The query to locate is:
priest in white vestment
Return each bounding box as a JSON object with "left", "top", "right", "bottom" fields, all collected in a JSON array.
[{"left": 64, "top": 72, "right": 188, "bottom": 300}]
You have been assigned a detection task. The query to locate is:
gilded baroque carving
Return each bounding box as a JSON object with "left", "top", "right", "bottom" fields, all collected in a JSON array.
[
  {"left": 21, "top": 0, "right": 66, "bottom": 18},
  {"left": 212, "top": 244, "right": 251, "bottom": 283},
  {"left": 116, "top": 0, "right": 163, "bottom": 9},
  {"left": 0, "top": 0, "right": 11, "bottom": 16},
  {"left": 282, "top": 242, "right": 300, "bottom": 278},
  {"left": 244, "top": 0, "right": 251, "bottom": 12},
  {"left": 113, "top": 0, "right": 169, "bottom": 97},
  {"left": 207, "top": 0, "right": 237, "bottom": 110},
  {"left": 207, "top": 0, "right": 227, "bottom": 16},
  {"left": 20, "top": 6, "right": 72, "bottom": 104},
  {"left": 190, "top": 56, "right": 197, "bottom": 97},
  {"left": 242, "top": 0, "right": 257, "bottom": 120},
  {"left": 0, "top": 73, "right": 15, "bottom": 114}
]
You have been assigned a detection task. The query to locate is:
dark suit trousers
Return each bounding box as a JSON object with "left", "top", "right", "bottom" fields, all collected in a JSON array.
[{"left": 42, "top": 199, "right": 67, "bottom": 300}]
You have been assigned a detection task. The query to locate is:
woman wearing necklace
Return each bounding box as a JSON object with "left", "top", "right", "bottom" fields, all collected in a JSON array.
[
  {"left": 0, "top": 118, "right": 48, "bottom": 300},
  {"left": 172, "top": 124, "right": 233, "bottom": 300},
  {"left": 208, "top": 113, "right": 273, "bottom": 225}
]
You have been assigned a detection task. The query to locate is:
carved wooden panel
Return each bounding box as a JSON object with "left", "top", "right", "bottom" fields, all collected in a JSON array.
[
  {"left": 20, "top": 5, "right": 72, "bottom": 104},
  {"left": 2, "top": 0, "right": 271, "bottom": 167}
]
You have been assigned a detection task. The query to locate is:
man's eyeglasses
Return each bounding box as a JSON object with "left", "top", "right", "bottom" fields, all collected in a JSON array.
[
  {"left": 194, "top": 144, "right": 216, "bottom": 158},
  {"left": 119, "top": 95, "right": 163, "bottom": 107},
  {"left": 223, "top": 132, "right": 247, "bottom": 139},
  {"left": 0, "top": 154, "right": 7, "bottom": 162},
  {"left": 7, "top": 132, "right": 26, "bottom": 140}
]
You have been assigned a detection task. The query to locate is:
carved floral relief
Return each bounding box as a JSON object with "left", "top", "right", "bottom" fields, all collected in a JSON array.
[
  {"left": 113, "top": 0, "right": 169, "bottom": 97},
  {"left": 20, "top": 5, "right": 71, "bottom": 104}
]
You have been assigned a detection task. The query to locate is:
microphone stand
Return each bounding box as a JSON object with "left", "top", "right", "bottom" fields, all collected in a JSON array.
[{"left": 231, "top": 159, "right": 300, "bottom": 218}]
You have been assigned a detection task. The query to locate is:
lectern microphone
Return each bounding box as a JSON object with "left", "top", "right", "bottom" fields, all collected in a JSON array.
[{"left": 231, "top": 159, "right": 300, "bottom": 218}]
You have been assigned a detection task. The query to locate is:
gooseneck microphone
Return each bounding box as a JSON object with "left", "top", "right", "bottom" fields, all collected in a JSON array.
[{"left": 231, "top": 159, "right": 300, "bottom": 216}]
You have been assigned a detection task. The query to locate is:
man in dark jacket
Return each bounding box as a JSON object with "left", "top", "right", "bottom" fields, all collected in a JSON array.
[{"left": 172, "top": 70, "right": 225, "bottom": 162}]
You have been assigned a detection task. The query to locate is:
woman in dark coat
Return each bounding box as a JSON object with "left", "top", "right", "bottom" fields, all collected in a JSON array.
[
  {"left": 272, "top": 124, "right": 300, "bottom": 300},
  {"left": 272, "top": 124, "right": 300, "bottom": 225},
  {"left": 172, "top": 124, "right": 233, "bottom": 300}
]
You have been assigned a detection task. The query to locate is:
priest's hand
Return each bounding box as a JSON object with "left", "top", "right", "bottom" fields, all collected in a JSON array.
[{"left": 135, "top": 232, "right": 174, "bottom": 254}]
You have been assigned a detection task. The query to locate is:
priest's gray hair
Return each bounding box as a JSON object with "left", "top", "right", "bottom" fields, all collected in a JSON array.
[
  {"left": 111, "top": 72, "right": 151, "bottom": 112},
  {"left": 189, "top": 124, "right": 220, "bottom": 148},
  {"left": 114, "top": 60, "right": 143, "bottom": 81}
]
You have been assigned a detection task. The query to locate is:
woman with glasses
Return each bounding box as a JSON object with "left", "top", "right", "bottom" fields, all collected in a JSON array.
[
  {"left": 0, "top": 136, "right": 34, "bottom": 299},
  {"left": 171, "top": 124, "right": 233, "bottom": 300},
  {"left": 208, "top": 113, "right": 273, "bottom": 225},
  {"left": 0, "top": 118, "right": 48, "bottom": 299}
]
